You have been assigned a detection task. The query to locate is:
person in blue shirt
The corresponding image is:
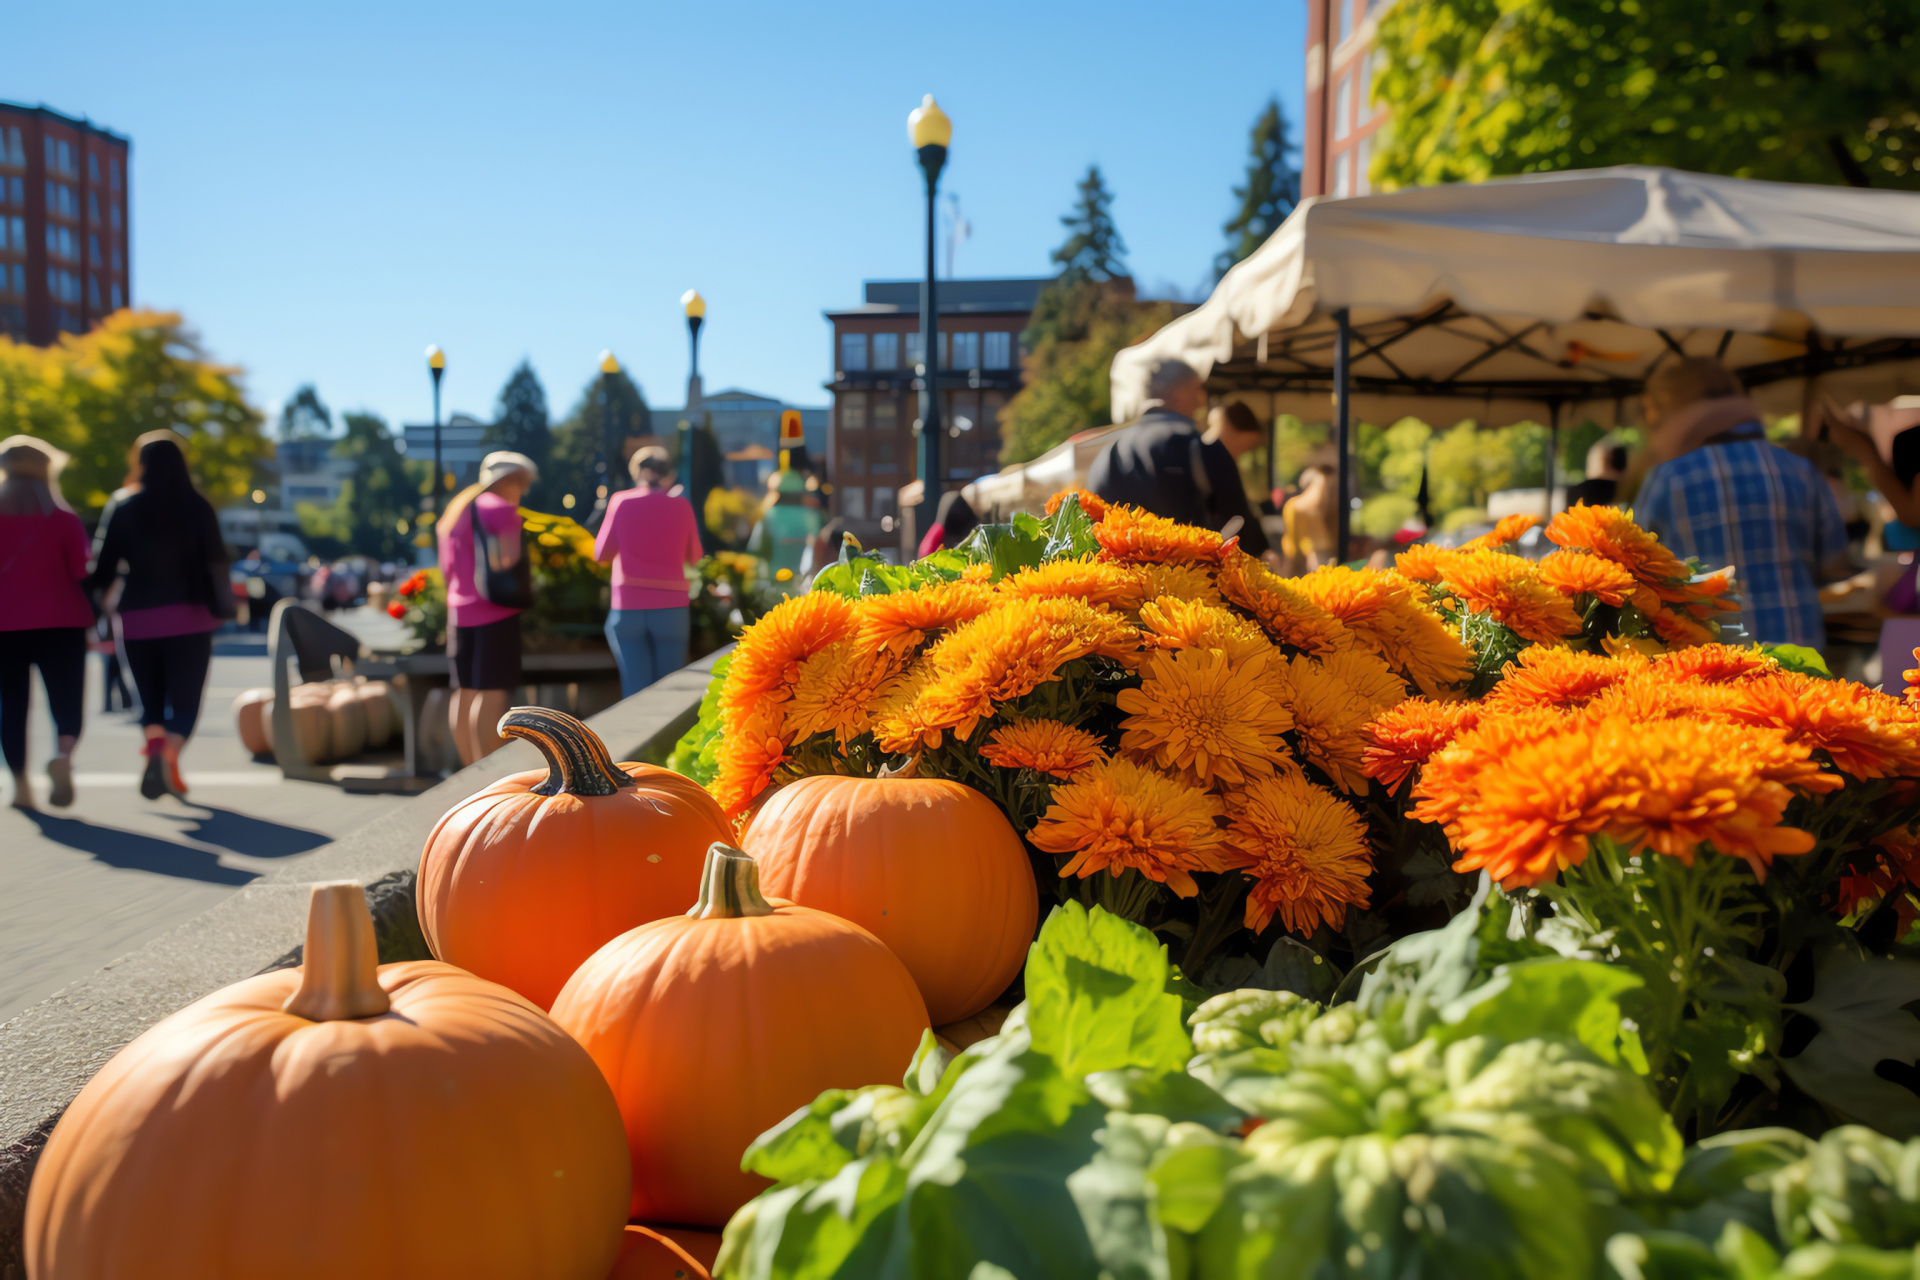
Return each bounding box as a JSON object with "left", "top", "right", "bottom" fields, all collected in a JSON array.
[{"left": 1632, "top": 357, "right": 1850, "bottom": 649}]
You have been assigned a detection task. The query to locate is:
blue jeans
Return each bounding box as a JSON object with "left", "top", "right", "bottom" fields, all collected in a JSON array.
[{"left": 605, "top": 608, "right": 690, "bottom": 698}]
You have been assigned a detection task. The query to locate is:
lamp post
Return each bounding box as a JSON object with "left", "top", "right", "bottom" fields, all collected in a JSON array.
[
  {"left": 908, "top": 94, "right": 951, "bottom": 510},
  {"left": 682, "top": 289, "right": 705, "bottom": 492},
  {"left": 425, "top": 344, "right": 446, "bottom": 516},
  {"left": 598, "top": 350, "right": 620, "bottom": 512}
]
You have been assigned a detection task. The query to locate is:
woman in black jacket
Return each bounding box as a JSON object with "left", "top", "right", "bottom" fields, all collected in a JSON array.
[{"left": 88, "top": 437, "right": 232, "bottom": 800}]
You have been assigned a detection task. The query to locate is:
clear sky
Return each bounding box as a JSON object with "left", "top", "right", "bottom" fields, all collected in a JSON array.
[{"left": 2, "top": 1, "right": 1305, "bottom": 431}]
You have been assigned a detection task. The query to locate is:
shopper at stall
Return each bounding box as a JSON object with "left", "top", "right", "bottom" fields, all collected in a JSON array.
[
  {"left": 595, "top": 446, "right": 702, "bottom": 696},
  {"left": 437, "top": 451, "right": 537, "bottom": 766},
  {"left": 1633, "top": 357, "right": 1849, "bottom": 648},
  {"left": 88, "top": 436, "right": 233, "bottom": 800},
  {"left": 0, "top": 438, "right": 93, "bottom": 810}
]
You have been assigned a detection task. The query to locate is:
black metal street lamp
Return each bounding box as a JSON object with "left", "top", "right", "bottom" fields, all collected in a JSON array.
[
  {"left": 598, "top": 350, "right": 621, "bottom": 512},
  {"left": 682, "top": 289, "right": 705, "bottom": 491},
  {"left": 425, "top": 344, "right": 446, "bottom": 516},
  {"left": 909, "top": 95, "right": 951, "bottom": 507}
]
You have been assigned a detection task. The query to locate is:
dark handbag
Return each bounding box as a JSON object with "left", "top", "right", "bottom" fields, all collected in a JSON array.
[{"left": 470, "top": 499, "right": 534, "bottom": 610}]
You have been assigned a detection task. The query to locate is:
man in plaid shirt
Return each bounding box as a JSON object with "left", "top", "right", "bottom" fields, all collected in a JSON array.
[{"left": 1633, "top": 358, "right": 1850, "bottom": 648}]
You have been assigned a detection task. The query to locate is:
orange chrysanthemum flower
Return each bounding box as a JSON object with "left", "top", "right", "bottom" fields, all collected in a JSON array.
[
  {"left": 782, "top": 642, "right": 903, "bottom": 746},
  {"left": 855, "top": 581, "right": 996, "bottom": 659},
  {"left": 1094, "top": 505, "right": 1228, "bottom": 566},
  {"left": 1546, "top": 502, "right": 1691, "bottom": 589},
  {"left": 1537, "top": 550, "right": 1638, "bottom": 607},
  {"left": 712, "top": 703, "right": 792, "bottom": 816},
  {"left": 1441, "top": 549, "right": 1583, "bottom": 646},
  {"left": 1581, "top": 670, "right": 1733, "bottom": 725},
  {"left": 1907, "top": 647, "right": 1920, "bottom": 705},
  {"left": 1392, "top": 542, "right": 1448, "bottom": 584},
  {"left": 1288, "top": 648, "right": 1407, "bottom": 793},
  {"left": 1654, "top": 644, "right": 1778, "bottom": 686},
  {"left": 1135, "top": 561, "right": 1223, "bottom": 606},
  {"left": 1118, "top": 648, "right": 1294, "bottom": 788},
  {"left": 869, "top": 664, "right": 942, "bottom": 754},
  {"left": 980, "top": 718, "right": 1108, "bottom": 777},
  {"left": 1362, "top": 699, "right": 1483, "bottom": 792},
  {"left": 1216, "top": 551, "right": 1355, "bottom": 656},
  {"left": 1045, "top": 488, "right": 1109, "bottom": 521},
  {"left": 1000, "top": 557, "right": 1148, "bottom": 611},
  {"left": 1221, "top": 773, "right": 1374, "bottom": 936},
  {"left": 1411, "top": 705, "right": 1570, "bottom": 831},
  {"left": 1028, "top": 755, "right": 1227, "bottom": 897},
  {"left": 1136, "top": 595, "right": 1275, "bottom": 668},
  {"left": 1485, "top": 646, "right": 1645, "bottom": 713},
  {"left": 1293, "top": 566, "right": 1473, "bottom": 697},
  {"left": 719, "top": 591, "right": 858, "bottom": 714},
  {"left": 1463, "top": 513, "right": 1542, "bottom": 550},
  {"left": 1721, "top": 673, "right": 1920, "bottom": 779},
  {"left": 1650, "top": 607, "right": 1717, "bottom": 649}
]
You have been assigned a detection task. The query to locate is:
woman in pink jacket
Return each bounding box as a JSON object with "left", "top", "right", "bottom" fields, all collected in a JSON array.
[{"left": 594, "top": 447, "right": 702, "bottom": 696}]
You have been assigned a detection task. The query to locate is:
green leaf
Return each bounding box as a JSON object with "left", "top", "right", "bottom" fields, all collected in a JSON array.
[
  {"left": 1024, "top": 902, "right": 1193, "bottom": 1079},
  {"left": 1760, "top": 643, "right": 1833, "bottom": 680},
  {"left": 959, "top": 521, "right": 1048, "bottom": 582},
  {"left": 1147, "top": 1126, "right": 1246, "bottom": 1235},
  {"left": 667, "top": 651, "right": 731, "bottom": 785},
  {"left": 1042, "top": 492, "right": 1100, "bottom": 562},
  {"left": 1084, "top": 1069, "right": 1243, "bottom": 1132},
  {"left": 1780, "top": 945, "right": 1920, "bottom": 1137},
  {"left": 1064, "top": 1112, "right": 1172, "bottom": 1280},
  {"left": 1433, "top": 957, "right": 1647, "bottom": 1068},
  {"left": 742, "top": 1088, "right": 865, "bottom": 1184},
  {"left": 1603, "top": 1229, "right": 1735, "bottom": 1280}
]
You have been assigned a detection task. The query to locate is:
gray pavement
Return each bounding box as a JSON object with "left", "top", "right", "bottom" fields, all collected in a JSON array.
[{"left": 0, "top": 638, "right": 414, "bottom": 1023}]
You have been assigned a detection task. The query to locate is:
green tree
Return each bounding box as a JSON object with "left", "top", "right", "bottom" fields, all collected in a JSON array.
[
  {"left": 296, "top": 412, "right": 429, "bottom": 561},
  {"left": 1373, "top": 0, "right": 1920, "bottom": 191},
  {"left": 489, "top": 360, "right": 553, "bottom": 503},
  {"left": 1052, "top": 165, "right": 1127, "bottom": 281},
  {"left": 1217, "top": 98, "right": 1300, "bottom": 277},
  {"left": 277, "top": 384, "right": 333, "bottom": 440},
  {"left": 549, "top": 368, "right": 651, "bottom": 514}
]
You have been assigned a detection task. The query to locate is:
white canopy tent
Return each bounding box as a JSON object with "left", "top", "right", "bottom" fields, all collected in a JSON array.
[{"left": 1110, "top": 166, "right": 1920, "bottom": 557}]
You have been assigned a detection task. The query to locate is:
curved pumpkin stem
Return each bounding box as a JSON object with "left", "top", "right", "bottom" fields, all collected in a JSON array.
[
  {"left": 877, "top": 756, "right": 921, "bottom": 781},
  {"left": 497, "top": 706, "right": 632, "bottom": 798},
  {"left": 688, "top": 844, "right": 774, "bottom": 920},
  {"left": 282, "top": 883, "right": 391, "bottom": 1021}
]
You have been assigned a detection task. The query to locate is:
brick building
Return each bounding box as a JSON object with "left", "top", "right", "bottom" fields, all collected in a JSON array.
[
  {"left": 824, "top": 277, "right": 1047, "bottom": 547},
  {"left": 0, "top": 102, "right": 131, "bottom": 344},
  {"left": 1302, "top": 0, "right": 1388, "bottom": 200}
]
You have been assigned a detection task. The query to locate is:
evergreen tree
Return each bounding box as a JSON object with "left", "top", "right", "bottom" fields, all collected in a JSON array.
[
  {"left": 277, "top": 384, "right": 333, "bottom": 440},
  {"left": 1217, "top": 99, "right": 1299, "bottom": 277},
  {"left": 489, "top": 360, "right": 555, "bottom": 507},
  {"left": 295, "top": 412, "right": 429, "bottom": 561},
  {"left": 549, "top": 368, "right": 652, "bottom": 521},
  {"left": 1051, "top": 165, "right": 1127, "bottom": 283},
  {"left": 689, "top": 414, "right": 725, "bottom": 553}
]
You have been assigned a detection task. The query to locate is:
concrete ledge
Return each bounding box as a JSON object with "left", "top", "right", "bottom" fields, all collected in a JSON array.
[{"left": 0, "top": 651, "right": 720, "bottom": 1276}]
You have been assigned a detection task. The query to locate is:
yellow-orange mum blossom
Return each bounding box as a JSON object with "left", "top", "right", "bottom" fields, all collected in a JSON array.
[
  {"left": 1118, "top": 648, "right": 1294, "bottom": 788},
  {"left": 1546, "top": 503, "right": 1692, "bottom": 592},
  {"left": 1907, "top": 647, "right": 1920, "bottom": 705},
  {"left": 1651, "top": 607, "right": 1717, "bottom": 649},
  {"left": 1655, "top": 644, "right": 1779, "bottom": 685},
  {"left": 1462, "top": 513, "right": 1541, "bottom": 550},
  {"left": 712, "top": 703, "right": 792, "bottom": 816},
  {"left": 1045, "top": 487, "right": 1109, "bottom": 521},
  {"left": 1288, "top": 648, "right": 1407, "bottom": 793},
  {"left": 1444, "top": 716, "right": 1837, "bottom": 888},
  {"left": 855, "top": 580, "right": 996, "bottom": 660},
  {"left": 1485, "top": 646, "right": 1646, "bottom": 713},
  {"left": 1000, "top": 557, "right": 1149, "bottom": 611},
  {"left": 1028, "top": 755, "right": 1227, "bottom": 897},
  {"left": 1362, "top": 699, "right": 1483, "bottom": 792},
  {"left": 1391, "top": 542, "right": 1447, "bottom": 584},
  {"left": 1721, "top": 672, "right": 1920, "bottom": 779},
  {"left": 1220, "top": 772, "right": 1374, "bottom": 935},
  {"left": 782, "top": 642, "right": 904, "bottom": 747},
  {"left": 1134, "top": 561, "right": 1223, "bottom": 606},
  {"left": 1581, "top": 669, "right": 1735, "bottom": 725},
  {"left": 1216, "top": 551, "right": 1355, "bottom": 656},
  {"left": 980, "top": 718, "right": 1108, "bottom": 778},
  {"left": 1411, "top": 706, "right": 1571, "bottom": 831},
  {"left": 719, "top": 591, "right": 857, "bottom": 715},
  {"left": 1136, "top": 595, "right": 1275, "bottom": 669},
  {"left": 1292, "top": 566, "right": 1473, "bottom": 698},
  {"left": 1537, "top": 550, "right": 1640, "bottom": 608},
  {"left": 1094, "top": 505, "right": 1230, "bottom": 566},
  {"left": 1440, "top": 549, "right": 1584, "bottom": 646}
]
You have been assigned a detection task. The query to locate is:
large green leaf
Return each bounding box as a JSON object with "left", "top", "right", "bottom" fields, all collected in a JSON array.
[
  {"left": 1434, "top": 957, "right": 1649, "bottom": 1070},
  {"left": 957, "top": 520, "right": 1048, "bottom": 581},
  {"left": 1041, "top": 492, "right": 1101, "bottom": 562},
  {"left": 1024, "top": 903, "right": 1193, "bottom": 1079},
  {"left": 1065, "top": 1112, "right": 1172, "bottom": 1280},
  {"left": 1780, "top": 946, "right": 1920, "bottom": 1137}
]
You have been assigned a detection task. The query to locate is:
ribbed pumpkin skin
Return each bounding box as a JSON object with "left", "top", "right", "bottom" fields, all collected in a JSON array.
[
  {"left": 418, "top": 762, "right": 732, "bottom": 1009},
  {"left": 24, "top": 961, "right": 630, "bottom": 1280},
  {"left": 550, "top": 904, "right": 929, "bottom": 1226},
  {"left": 747, "top": 775, "right": 1038, "bottom": 1024}
]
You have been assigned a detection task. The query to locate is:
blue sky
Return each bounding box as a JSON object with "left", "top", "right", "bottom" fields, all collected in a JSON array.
[{"left": 2, "top": 1, "right": 1305, "bottom": 430}]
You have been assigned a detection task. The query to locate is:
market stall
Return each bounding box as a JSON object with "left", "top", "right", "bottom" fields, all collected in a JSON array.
[{"left": 1112, "top": 165, "right": 1920, "bottom": 557}]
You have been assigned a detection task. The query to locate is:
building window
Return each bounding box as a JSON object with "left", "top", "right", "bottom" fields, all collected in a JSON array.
[
  {"left": 871, "top": 332, "right": 899, "bottom": 370},
  {"left": 6, "top": 217, "right": 20, "bottom": 251},
  {"left": 951, "top": 332, "right": 980, "bottom": 370},
  {"left": 4, "top": 128, "right": 21, "bottom": 168},
  {"left": 7, "top": 178, "right": 19, "bottom": 206},
  {"left": 88, "top": 275, "right": 101, "bottom": 308},
  {"left": 111, "top": 243, "right": 122, "bottom": 270},
  {"left": 839, "top": 446, "right": 866, "bottom": 475},
  {"left": 88, "top": 190, "right": 100, "bottom": 221},
  {"left": 1357, "top": 51, "right": 1373, "bottom": 127},
  {"left": 110, "top": 281, "right": 122, "bottom": 309},
  {"left": 872, "top": 396, "right": 898, "bottom": 432},
  {"left": 984, "top": 332, "right": 1012, "bottom": 369},
  {"left": 873, "top": 437, "right": 898, "bottom": 475},
  {"left": 1334, "top": 71, "right": 1352, "bottom": 140},
  {"left": 839, "top": 332, "right": 867, "bottom": 372},
  {"left": 47, "top": 139, "right": 74, "bottom": 176},
  {"left": 839, "top": 393, "right": 867, "bottom": 431},
  {"left": 89, "top": 234, "right": 101, "bottom": 265},
  {"left": 841, "top": 487, "right": 867, "bottom": 520},
  {"left": 88, "top": 154, "right": 100, "bottom": 182},
  {"left": 1333, "top": 151, "right": 1350, "bottom": 199},
  {"left": 873, "top": 487, "right": 897, "bottom": 520},
  {"left": 110, "top": 202, "right": 121, "bottom": 231},
  {"left": 905, "top": 332, "right": 924, "bottom": 367},
  {"left": 110, "top": 158, "right": 121, "bottom": 190}
]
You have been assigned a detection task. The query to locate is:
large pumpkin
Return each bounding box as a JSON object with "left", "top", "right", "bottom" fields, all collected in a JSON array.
[
  {"left": 550, "top": 845, "right": 929, "bottom": 1227},
  {"left": 24, "top": 883, "right": 630, "bottom": 1280},
  {"left": 746, "top": 767, "right": 1037, "bottom": 1024},
  {"left": 418, "top": 707, "right": 732, "bottom": 1009}
]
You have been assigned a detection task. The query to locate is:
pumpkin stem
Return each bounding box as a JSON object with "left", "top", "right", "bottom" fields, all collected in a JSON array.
[
  {"left": 878, "top": 756, "right": 921, "bottom": 781},
  {"left": 282, "top": 883, "right": 392, "bottom": 1022},
  {"left": 688, "top": 844, "right": 775, "bottom": 920},
  {"left": 497, "top": 706, "right": 632, "bottom": 797}
]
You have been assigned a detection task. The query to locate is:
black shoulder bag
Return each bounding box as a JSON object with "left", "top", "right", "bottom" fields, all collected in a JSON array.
[{"left": 470, "top": 499, "right": 534, "bottom": 611}]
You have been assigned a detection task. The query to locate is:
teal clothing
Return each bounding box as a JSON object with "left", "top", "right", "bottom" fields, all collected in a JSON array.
[{"left": 758, "top": 504, "right": 822, "bottom": 580}]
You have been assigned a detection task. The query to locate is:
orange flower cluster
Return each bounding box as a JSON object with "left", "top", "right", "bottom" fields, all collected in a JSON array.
[
  {"left": 980, "top": 718, "right": 1107, "bottom": 778},
  {"left": 1544, "top": 501, "right": 1739, "bottom": 636},
  {"left": 1044, "top": 488, "right": 1109, "bottom": 521}
]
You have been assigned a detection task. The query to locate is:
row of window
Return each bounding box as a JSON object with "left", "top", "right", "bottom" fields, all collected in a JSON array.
[
  {"left": 0, "top": 216, "right": 21, "bottom": 253},
  {"left": 0, "top": 263, "right": 122, "bottom": 309},
  {"left": 0, "top": 129, "right": 21, "bottom": 169},
  {"left": 0, "top": 263, "right": 24, "bottom": 298},
  {"left": 1332, "top": 52, "right": 1375, "bottom": 144},
  {"left": 0, "top": 177, "right": 20, "bottom": 207},
  {"left": 838, "top": 487, "right": 899, "bottom": 522},
  {"left": 39, "top": 225, "right": 122, "bottom": 270},
  {"left": 839, "top": 329, "right": 1016, "bottom": 373}
]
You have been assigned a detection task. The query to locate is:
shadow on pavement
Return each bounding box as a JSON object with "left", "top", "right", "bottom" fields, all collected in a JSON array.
[
  {"left": 163, "top": 805, "right": 330, "bottom": 858},
  {"left": 21, "top": 813, "right": 260, "bottom": 885}
]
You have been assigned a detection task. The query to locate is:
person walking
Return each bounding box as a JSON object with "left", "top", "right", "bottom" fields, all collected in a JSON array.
[
  {"left": 917, "top": 490, "right": 979, "bottom": 558},
  {"left": 0, "top": 438, "right": 93, "bottom": 810},
  {"left": 1632, "top": 357, "right": 1850, "bottom": 649},
  {"left": 438, "top": 451, "right": 536, "bottom": 765},
  {"left": 87, "top": 436, "right": 234, "bottom": 800},
  {"left": 594, "top": 446, "right": 701, "bottom": 696}
]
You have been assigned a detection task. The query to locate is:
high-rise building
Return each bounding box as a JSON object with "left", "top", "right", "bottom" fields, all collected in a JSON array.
[
  {"left": 0, "top": 102, "right": 131, "bottom": 344},
  {"left": 1303, "top": 0, "right": 1388, "bottom": 200}
]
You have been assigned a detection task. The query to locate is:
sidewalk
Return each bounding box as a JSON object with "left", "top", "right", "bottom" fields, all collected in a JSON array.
[{"left": 0, "top": 637, "right": 415, "bottom": 1023}]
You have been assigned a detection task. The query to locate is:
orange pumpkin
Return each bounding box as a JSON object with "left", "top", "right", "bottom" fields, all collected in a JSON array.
[
  {"left": 418, "top": 707, "right": 733, "bottom": 1009},
  {"left": 233, "top": 688, "right": 273, "bottom": 757},
  {"left": 550, "top": 844, "right": 929, "bottom": 1227},
  {"left": 608, "top": 1225, "right": 720, "bottom": 1279},
  {"left": 746, "top": 767, "right": 1037, "bottom": 1024},
  {"left": 24, "top": 883, "right": 630, "bottom": 1280}
]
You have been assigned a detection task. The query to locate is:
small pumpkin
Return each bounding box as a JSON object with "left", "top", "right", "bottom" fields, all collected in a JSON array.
[
  {"left": 418, "top": 707, "right": 733, "bottom": 1009},
  {"left": 24, "top": 883, "right": 630, "bottom": 1279},
  {"left": 354, "top": 679, "right": 396, "bottom": 750},
  {"left": 232, "top": 688, "right": 273, "bottom": 757},
  {"left": 608, "top": 1225, "right": 719, "bottom": 1280},
  {"left": 746, "top": 765, "right": 1037, "bottom": 1024},
  {"left": 550, "top": 844, "right": 929, "bottom": 1227},
  {"left": 323, "top": 681, "right": 368, "bottom": 759}
]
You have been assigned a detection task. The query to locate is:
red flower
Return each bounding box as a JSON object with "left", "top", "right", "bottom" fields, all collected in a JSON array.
[{"left": 387, "top": 601, "right": 406, "bottom": 619}]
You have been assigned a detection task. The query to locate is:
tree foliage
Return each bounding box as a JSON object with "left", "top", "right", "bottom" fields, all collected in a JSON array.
[
  {"left": 1051, "top": 165, "right": 1127, "bottom": 282},
  {"left": 0, "top": 310, "right": 270, "bottom": 517},
  {"left": 1218, "top": 98, "right": 1300, "bottom": 277},
  {"left": 277, "top": 384, "right": 332, "bottom": 440},
  {"left": 489, "top": 360, "right": 556, "bottom": 507},
  {"left": 1373, "top": 0, "right": 1920, "bottom": 190},
  {"left": 295, "top": 411, "right": 428, "bottom": 561},
  {"left": 548, "top": 368, "right": 651, "bottom": 512}
]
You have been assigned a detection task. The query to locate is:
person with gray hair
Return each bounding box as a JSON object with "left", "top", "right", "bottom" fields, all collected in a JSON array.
[
  {"left": 1086, "top": 359, "right": 1273, "bottom": 558},
  {"left": 593, "top": 445, "right": 703, "bottom": 696}
]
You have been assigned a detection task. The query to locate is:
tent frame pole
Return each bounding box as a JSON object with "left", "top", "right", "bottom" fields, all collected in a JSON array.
[{"left": 1334, "top": 307, "right": 1352, "bottom": 563}]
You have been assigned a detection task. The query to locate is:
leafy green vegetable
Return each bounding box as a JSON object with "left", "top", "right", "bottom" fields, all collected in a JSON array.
[
  {"left": 667, "top": 651, "right": 731, "bottom": 785},
  {"left": 1024, "top": 902, "right": 1192, "bottom": 1078},
  {"left": 1042, "top": 492, "right": 1101, "bottom": 562},
  {"left": 1434, "top": 957, "right": 1649, "bottom": 1071},
  {"left": 1759, "top": 643, "right": 1833, "bottom": 680},
  {"left": 956, "top": 521, "right": 1048, "bottom": 581}
]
